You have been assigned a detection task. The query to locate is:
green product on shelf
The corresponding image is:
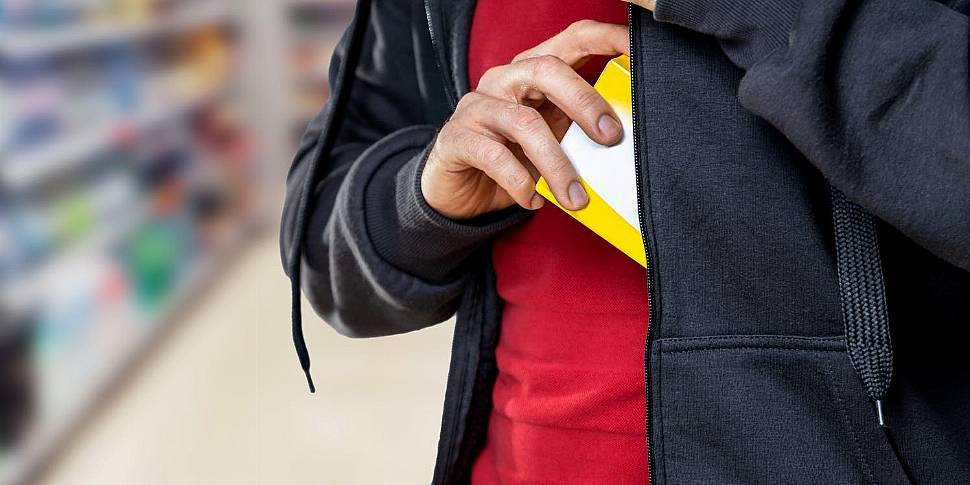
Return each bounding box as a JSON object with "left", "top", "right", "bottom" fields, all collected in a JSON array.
[
  {"left": 126, "top": 222, "right": 185, "bottom": 310},
  {"left": 53, "top": 193, "right": 96, "bottom": 245}
]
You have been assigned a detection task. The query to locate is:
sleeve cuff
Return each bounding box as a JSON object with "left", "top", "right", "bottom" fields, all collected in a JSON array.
[{"left": 364, "top": 132, "right": 530, "bottom": 283}]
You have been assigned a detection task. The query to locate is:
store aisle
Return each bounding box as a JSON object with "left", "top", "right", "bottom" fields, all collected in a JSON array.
[{"left": 38, "top": 232, "right": 455, "bottom": 485}]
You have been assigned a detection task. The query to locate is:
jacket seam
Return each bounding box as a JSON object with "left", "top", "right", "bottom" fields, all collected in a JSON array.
[
  {"left": 824, "top": 364, "right": 877, "bottom": 483},
  {"left": 658, "top": 334, "right": 845, "bottom": 343},
  {"left": 655, "top": 343, "right": 669, "bottom": 485},
  {"left": 661, "top": 346, "right": 846, "bottom": 355}
]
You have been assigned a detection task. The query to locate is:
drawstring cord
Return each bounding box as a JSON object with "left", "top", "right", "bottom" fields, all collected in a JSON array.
[
  {"left": 831, "top": 188, "right": 894, "bottom": 426},
  {"left": 832, "top": 188, "right": 919, "bottom": 483},
  {"left": 288, "top": 0, "right": 373, "bottom": 394}
]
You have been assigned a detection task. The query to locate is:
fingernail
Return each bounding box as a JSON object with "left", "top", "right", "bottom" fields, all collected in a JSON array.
[
  {"left": 530, "top": 193, "right": 545, "bottom": 210},
  {"left": 568, "top": 181, "right": 588, "bottom": 209},
  {"left": 598, "top": 115, "right": 622, "bottom": 144}
]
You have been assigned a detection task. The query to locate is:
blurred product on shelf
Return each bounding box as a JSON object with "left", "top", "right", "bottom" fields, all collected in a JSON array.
[
  {"left": 0, "top": 1, "right": 262, "bottom": 483},
  {"left": 0, "top": 0, "right": 198, "bottom": 28}
]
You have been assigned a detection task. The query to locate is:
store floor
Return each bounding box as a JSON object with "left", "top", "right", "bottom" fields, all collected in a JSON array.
[{"left": 38, "top": 231, "right": 455, "bottom": 485}]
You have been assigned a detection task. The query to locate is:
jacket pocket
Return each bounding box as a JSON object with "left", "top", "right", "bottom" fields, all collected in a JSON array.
[{"left": 650, "top": 334, "right": 909, "bottom": 485}]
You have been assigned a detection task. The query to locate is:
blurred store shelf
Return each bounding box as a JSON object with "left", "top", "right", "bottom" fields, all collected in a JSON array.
[
  {"left": 0, "top": 0, "right": 381, "bottom": 483},
  {"left": 0, "top": 2, "right": 231, "bottom": 59},
  {"left": 35, "top": 234, "right": 452, "bottom": 485},
  {"left": 0, "top": 221, "right": 261, "bottom": 485},
  {"left": 287, "top": 0, "right": 357, "bottom": 12},
  {"left": 0, "top": 1, "right": 271, "bottom": 483},
  {"left": 1, "top": 90, "right": 225, "bottom": 191}
]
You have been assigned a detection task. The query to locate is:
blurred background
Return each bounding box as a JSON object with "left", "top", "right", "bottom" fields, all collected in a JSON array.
[{"left": 0, "top": 1, "right": 453, "bottom": 483}]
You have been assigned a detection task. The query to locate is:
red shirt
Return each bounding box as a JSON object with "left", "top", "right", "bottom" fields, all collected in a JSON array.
[{"left": 467, "top": 2, "right": 650, "bottom": 484}]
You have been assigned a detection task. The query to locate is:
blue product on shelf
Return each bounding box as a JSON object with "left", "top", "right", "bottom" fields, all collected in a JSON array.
[
  {"left": 8, "top": 208, "right": 54, "bottom": 269},
  {"left": 99, "top": 46, "right": 144, "bottom": 116},
  {"left": 0, "top": 0, "right": 80, "bottom": 28},
  {"left": 32, "top": 261, "right": 100, "bottom": 354},
  {"left": 0, "top": 217, "right": 16, "bottom": 278},
  {"left": 2, "top": 58, "right": 62, "bottom": 153}
]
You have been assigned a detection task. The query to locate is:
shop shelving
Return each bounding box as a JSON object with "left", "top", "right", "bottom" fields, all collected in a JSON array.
[
  {"left": 0, "top": 219, "right": 261, "bottom": 485},
  {"left": 0, "top": 1, "right": 267, "bottom": 483},
  {"left": 1, "top": 89, "right": 224, "bottom": 191},
  {"left": 0, "top": 1, "right": 231, "bottom": 59}
]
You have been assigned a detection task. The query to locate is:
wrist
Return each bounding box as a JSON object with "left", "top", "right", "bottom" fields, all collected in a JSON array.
[{"left": 419, "top": 151, "right": 461, "bottom": 220}]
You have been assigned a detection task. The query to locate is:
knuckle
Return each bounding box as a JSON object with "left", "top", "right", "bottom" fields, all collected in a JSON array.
[
  {"left": 478, "top": 66, "right": 504, "bottom": 87},
  {"left": 434, "top": 125, "right": 466, "bottom": 162},
  {"left": 508, "top": 105, "right": 543, "bottom": 132},
  {"left": 435, "top": 124, "right": 455, "bottom": 146},
  {"left": 505, "top": 168, "right": 531, "bottom": 190},
  {"left": 529, "top": 55, "right": 562, "bottom": 78},
  {"left": 543, "top": 151, "right": 573, "bottom": 177},
  {"left": 438, "top": 120, "right": 462, "bottom": 144},
  {"left": 573, "top": 87, "right": 604, "bottom": 111},
  {"left": 455, "top": 91, "right": 481, "bottom": 112},
  {"left": 568, "top": 19, "right": 594, "bottom": 34},
  {"left": 566, "top": 20, "right": 595, "bottom": 57},
  {"left": 511, "top": 50, "right": 531, "bottom": 64},
  {"left": 477, "top": 142, "right": 508, "bottom": 168}
]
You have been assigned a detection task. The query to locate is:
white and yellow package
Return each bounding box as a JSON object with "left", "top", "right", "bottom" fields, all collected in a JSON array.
[{"left": 535, "top": 55, "right": 645, "bottom": 267}]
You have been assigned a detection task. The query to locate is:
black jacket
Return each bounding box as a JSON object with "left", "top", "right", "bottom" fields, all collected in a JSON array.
[{"left": 281, "top": 0, "right": 970, "bottom": 483}]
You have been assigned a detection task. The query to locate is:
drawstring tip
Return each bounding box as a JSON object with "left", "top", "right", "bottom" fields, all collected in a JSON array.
[
  {"left": 875, "top": 400, "right": 887, "bottom": 427},
  {"left": 304, "top": 369, "right": 316, "bottom": 394}
]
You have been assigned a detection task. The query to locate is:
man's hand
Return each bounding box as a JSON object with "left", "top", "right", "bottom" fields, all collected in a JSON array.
[{"left": 421, "top": 20, "right": 630, "bottom": 220}]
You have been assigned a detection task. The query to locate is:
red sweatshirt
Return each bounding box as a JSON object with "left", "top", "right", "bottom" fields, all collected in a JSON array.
[{"left": 466, "top": 2, "right": 650, "bottom": 483}]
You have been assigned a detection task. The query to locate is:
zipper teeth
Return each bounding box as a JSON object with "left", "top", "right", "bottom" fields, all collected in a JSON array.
[
  {"left": 628, "top": 5, "right": 658, "bottom": 485},
  {"left": 424, "top": 0, "right": 459, "bottom": 110}
]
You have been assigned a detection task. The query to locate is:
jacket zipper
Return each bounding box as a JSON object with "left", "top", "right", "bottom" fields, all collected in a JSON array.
[
  {"left": 424, "top": 0, "right": 459, "bottom": 110},
  {"left": 629, "top": 5, "right": 660, "bottom": 484}
]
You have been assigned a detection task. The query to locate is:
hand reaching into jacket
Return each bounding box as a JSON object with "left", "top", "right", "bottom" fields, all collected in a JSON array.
[{"left": 421, "top": 20, "right": 629, "bottom": 220}]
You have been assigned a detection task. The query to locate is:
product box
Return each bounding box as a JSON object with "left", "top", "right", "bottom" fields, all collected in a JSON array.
[{"left": 536, "top": 55, "right": 645, "bottom": 267}]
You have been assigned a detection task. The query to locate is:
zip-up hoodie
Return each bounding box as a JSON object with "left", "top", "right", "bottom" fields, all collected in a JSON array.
[{"left": 281, "top": 1, "right": 970, "bottom": 483}]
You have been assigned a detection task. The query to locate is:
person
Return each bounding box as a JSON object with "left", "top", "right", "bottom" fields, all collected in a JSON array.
[{"left": 281, "top": 0, "right": 970, "bottom": 483}]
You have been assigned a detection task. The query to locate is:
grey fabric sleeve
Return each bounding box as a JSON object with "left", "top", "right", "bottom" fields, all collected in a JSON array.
[
  {"left": 282, "top": 0, "right": 527, "bottom": 339},
  {"left": 301, "top": 126, "right": 528, "bottom": 338},
  {"left": 365, "top": 133, "right": 530, "bottom": 284},
  {"left": 653, "top": 0, "right": 970, "bottom": 271}
]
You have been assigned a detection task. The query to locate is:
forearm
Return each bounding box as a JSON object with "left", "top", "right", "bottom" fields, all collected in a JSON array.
[{"left": 299, "top": 126, "right": 529, "bottom": 337}]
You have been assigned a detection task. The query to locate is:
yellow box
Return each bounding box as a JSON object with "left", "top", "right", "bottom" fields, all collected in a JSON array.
[{"left": 536, "top": 55, "right": 645, "bottom": 267}]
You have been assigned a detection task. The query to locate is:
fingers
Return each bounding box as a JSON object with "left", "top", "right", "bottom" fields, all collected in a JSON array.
[
  {"left": 512, "top": 20, "right": 629, "bottom": 66},
  {"left": 457, "top": 93, "right": 588, "bottom": 210},
  {"left": 437, "top": 121, "right": 544, "bottom": 211},
  {"left": 429, "top": 20, "right": 631, "bottom": 215},
  {"left": 477, "top": 55, "right": 623, "bottom": 147}
]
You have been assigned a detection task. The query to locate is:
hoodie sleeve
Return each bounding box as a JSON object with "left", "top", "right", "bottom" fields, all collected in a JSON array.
[
  {"left": 281, "top": 0, "right": 526, "bottom": 339},
  {"left": 652, "top": 0, "right": 970, "bottom": 271}
]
